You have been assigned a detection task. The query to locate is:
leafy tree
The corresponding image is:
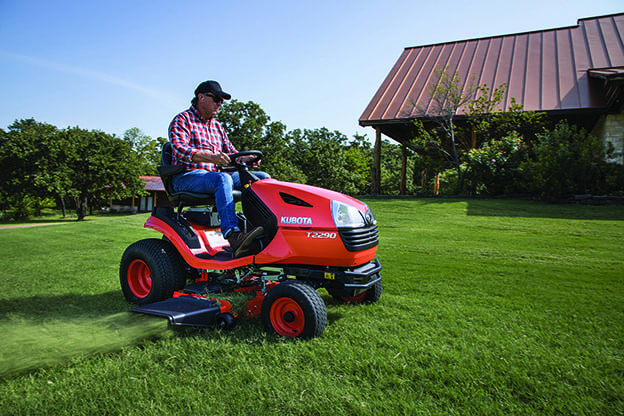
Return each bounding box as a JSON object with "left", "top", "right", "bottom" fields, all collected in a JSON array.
[
  {"left": 123, "top": 127, "right": 161, "bottom": 176},
  {"left": 0, "top": 119, "right": 71, "bottom": 219},
  {"left": 378, "top": 139, "right": 407, "bottom": 195},
  {"left": 288, "top": 128, "right": 364, "bottom": 195},
  {"left": 217, "top": 100, "right": 269, "bottom": 150},
  {"left": 61, "top": 127, "right": 145, "bottom": 220},
  {"left": 344, "top": 134, "right": 373, "bottom": 195},
  {"left": 261, "top": 120, "right": 306, "bottom": 183},
  {"left": 410, "top": 69, "right": 480, "bottom": 188},
  {"left": 470, "top": 97, "right": 549, "bottom": 149},
  {"left": 217, "top": 100, "right": 305, "bottom": 183}
]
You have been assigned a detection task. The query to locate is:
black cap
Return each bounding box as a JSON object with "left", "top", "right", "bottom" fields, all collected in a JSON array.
[{"left": 194, "top": 80, "right": 231, "bottom": 100}]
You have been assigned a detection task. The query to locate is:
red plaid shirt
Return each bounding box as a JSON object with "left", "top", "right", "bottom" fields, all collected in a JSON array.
[{"left": 168, "top": 106, "right": 237, "bottom": 172}]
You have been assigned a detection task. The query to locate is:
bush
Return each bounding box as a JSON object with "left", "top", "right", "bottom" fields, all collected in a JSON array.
[
  {"left": 463, "top": 133, "right": 528, "bottom": 196},
  {"left": 524, "top": 121, "right": 621, "bottom": 201},
  {"left": 436, "top": 168, "right": 460, "bottom": 195}
]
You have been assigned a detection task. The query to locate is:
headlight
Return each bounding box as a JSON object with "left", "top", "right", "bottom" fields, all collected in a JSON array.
[{"left": 331, "top": 200, "right": 365, "bottom": 228}]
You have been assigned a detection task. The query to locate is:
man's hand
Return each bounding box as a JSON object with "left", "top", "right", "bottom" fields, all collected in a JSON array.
[
  {"left": 192, "top": 151, "right": 231, "bottom": 167},
  {"left": 211, "top": 152, "right": 231, "bottom": 167},
  {"left": 239, "top": 155, "right": 261, "bottom": 167}
]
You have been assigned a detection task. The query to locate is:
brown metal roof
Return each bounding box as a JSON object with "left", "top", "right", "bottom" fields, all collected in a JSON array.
[
  {"left": 360, "top": 13, "right": 624, "bottom": 140},
  {"left": 141, "top": 176, "right": 164, "bottom": 192}
]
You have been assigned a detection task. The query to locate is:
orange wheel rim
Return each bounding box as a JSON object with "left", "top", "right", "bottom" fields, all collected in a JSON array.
[
  {"left": 127, "top": 259, "right": 152, "bottom": 298},
  {"left": 270, "top": 297, "right": 305, "bottom": 337}
]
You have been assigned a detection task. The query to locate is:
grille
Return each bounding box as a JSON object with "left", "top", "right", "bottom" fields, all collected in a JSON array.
[{"left": 338, "top": 225, "right": 379, "bottom": 252}]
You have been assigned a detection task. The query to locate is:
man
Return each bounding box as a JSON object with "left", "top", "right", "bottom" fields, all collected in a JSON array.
[{"left": 168, "top": 80, "right": 269, "bottom": 257}]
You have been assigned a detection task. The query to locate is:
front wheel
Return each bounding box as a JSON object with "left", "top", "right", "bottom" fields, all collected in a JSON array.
[
  {"left": 261, "top": 280, "right": 327, "bottom": 339},
  {"left": 330, "top": 279, "right": 383, "bottom": 304}
]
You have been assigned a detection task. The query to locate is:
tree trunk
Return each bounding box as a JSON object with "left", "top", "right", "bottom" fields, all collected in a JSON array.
[{"left": 76, "top": 195, "right": 88, "bottom": 221}]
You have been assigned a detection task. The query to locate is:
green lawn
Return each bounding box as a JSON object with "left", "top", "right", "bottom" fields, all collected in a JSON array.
[{"left": 0, "top": 199, "right": 623, "bottom": 415}]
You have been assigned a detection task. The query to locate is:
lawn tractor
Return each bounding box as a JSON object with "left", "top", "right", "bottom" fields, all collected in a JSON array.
[{"left": 119, "top": 144, "right": 382, "bottom": 339}]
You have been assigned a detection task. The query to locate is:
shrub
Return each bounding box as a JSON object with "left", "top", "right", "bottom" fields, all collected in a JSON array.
[
  {"left": 435, "top": 167, "right": 460, "bottom": 195},
  {"left": 463, "top": 133, "right": 528, "bottom": 196},
  {"left": 524, "top": 121, "right": 619, "bottom": 201}
]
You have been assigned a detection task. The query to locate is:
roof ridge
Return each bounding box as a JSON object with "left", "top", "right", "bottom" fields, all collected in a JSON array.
[{"left": 403, "top": 13, "right": 624, "bottom": 51}]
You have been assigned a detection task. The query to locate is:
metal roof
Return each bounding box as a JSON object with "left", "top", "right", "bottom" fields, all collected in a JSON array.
[
  {"left": 359, "top": 13, "right": 624, "bottom": 139},
  {"left": 141, "top": 176, "right": 164, "bottom": 192}
]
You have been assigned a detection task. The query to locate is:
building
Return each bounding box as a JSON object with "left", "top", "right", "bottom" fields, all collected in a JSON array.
[
  {"left": 359, "top": 13, "right": 624, "bottom": 193},
  {"left": 109, "top": 176, "right": 171, "bottom": 213}
]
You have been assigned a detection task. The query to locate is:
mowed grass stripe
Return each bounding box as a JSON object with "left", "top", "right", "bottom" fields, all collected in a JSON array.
[{"left": 0, "top": 199, "right": 622, "bottom": 415}]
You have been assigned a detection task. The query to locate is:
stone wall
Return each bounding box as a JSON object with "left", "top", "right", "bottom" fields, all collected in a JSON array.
[{"left": 591, "top": 105, "right": 624, "bottom": 164}]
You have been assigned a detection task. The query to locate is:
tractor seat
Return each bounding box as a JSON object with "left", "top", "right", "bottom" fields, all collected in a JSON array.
[{"left": 158, "top": 142, "right": 241, "bottom": 211}]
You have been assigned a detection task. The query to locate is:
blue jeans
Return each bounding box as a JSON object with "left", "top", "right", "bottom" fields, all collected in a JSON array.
[{"left": 172, "top": 170, "right": 270, "bottom": 237}]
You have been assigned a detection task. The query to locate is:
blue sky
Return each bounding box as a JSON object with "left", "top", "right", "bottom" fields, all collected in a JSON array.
[{"left": 1, "top": 0, "right": 622, "bottom": 142}]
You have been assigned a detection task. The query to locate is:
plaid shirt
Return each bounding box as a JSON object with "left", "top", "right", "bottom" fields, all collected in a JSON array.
[{"left": 168, "top": 106, "right": 237, "bottom": 172}]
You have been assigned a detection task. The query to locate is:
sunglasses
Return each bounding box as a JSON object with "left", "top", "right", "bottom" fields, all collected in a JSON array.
[{"left": 203, "top": 93, "right": 224, "bottom": 104}]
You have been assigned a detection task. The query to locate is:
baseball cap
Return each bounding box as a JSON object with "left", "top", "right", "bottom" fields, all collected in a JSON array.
[{"left": 194, "top": 80, "right": 231, "bottom": 100}]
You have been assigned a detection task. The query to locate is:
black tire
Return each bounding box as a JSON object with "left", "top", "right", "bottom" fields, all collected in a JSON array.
[
  {"left": 329, "top": 278, "right": 383, "bottom": 304},
  {"left": 162, "top": 236, "right": 198, "bottom": 289},
  {"left": 119, "top": 238, "right": 184, "bottom": 305},
  {"left": 261, "top": 280, "right": 327, "bottom": 339},
  {"left": 362, "top": 280, "right": 383, "bottom": 303},
  {"left": 216, "top": 313, "right": 236, "bottom": 330}
]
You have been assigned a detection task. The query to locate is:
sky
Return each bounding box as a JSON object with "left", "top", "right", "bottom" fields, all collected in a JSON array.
[{"left": 0, "top": 0, "right": 622, "bottom": 142}]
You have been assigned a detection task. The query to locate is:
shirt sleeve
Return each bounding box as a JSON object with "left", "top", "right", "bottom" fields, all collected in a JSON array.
[{"left": 168, "top": 113, "right": 196, "bottom": 164}]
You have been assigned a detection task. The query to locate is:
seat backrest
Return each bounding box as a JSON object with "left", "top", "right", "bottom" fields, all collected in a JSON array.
[
  {"left": 158, "top": 142, "right": 185, "bottom": 198},
  {"left": 157, "top": 142, "right": 223, "bottom": 211},
  {"left": 161, "top": 141, "right": 173, "bottom": 166}
]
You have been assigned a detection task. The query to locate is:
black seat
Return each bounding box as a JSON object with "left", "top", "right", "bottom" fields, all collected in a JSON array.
[{"left": 158, "top": 142, "right": 241, "bottom": 213}]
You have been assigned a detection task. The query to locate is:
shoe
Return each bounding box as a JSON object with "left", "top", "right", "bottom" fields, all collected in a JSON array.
[{"left": 227, "top": 226, "right": 264, "bottom": 258}]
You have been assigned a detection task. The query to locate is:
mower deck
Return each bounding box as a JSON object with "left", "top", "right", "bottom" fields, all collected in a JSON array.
[{"left": 131, "top": 295, "right": 223, "bottom": 327}]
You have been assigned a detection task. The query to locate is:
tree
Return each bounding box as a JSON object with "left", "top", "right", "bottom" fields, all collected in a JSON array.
[
  {"left": 288, "top": 128, "right": 365, "bottom": 195},
  {"left": 411, "top": 69, "right": 479, "bottom": 189},
  {"left": 0, "top": 119, "right": 71, "bottom": 218},
  {"left": 217, "top": 100, "right": 306, "bottom": 183},
  {"left": 123, "top": 127, "right": 161, "bottom": 176},
  {"left": 61, "top": 127, "right": 145, "bottom": 220},
  {"left": 217, "top": 100, "right": 269, "bottom": 150}
]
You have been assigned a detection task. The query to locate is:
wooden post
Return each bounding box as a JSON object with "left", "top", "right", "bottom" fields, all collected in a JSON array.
[
  {"left": 372, "top": 127, "right": 382, "bottom": 195},
  {"left": 400, "top": 143, "right": 407, "bottom": 195},
  {"left": 471, "top": 124, "right": 477, "bottom": 149}
]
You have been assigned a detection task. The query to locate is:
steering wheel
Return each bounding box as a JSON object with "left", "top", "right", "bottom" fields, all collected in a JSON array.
[{"left": 228, "top": 150, "right": 263, "bottom": 170}]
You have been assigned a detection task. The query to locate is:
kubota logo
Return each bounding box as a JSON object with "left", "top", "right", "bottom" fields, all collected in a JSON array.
[{"left": 280, "top": 216, "right": 312, "bottom": 225}]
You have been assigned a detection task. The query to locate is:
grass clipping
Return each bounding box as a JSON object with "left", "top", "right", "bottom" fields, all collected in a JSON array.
[
  {"left": 0, "top": 312, "right": 171, "bottom": 378},
  {"left": 0, "top": 291, "right": 258, "bottom": 378}
]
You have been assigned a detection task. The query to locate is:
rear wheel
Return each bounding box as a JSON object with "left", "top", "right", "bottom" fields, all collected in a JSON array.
[
  {"left": 119, "top": 238, "right": 185, "bottom": 305},
  {"left": 261, "top": 280, "right": 327, "bottom": 339}
]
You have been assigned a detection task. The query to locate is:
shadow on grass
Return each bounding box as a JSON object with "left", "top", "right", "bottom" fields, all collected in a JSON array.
[
  {"left": 465, "top": 198, "right": 624, "bottom": 221},
  {"left": 0, "top": 290, "right": 348, "bottom": 342},
  {"left": 0, "top": 291, "right": 128, "bottom": 321},
  {"left": 365, "top": 195, "right": 624, "bottom": 221}
]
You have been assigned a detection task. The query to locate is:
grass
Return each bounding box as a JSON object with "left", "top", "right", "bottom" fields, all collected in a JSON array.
[{"left": 0, "top": 199, "right": 623, "bottom": 415}]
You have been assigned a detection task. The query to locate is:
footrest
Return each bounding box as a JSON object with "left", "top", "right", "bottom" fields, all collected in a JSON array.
[{"left": 131, "top": 296, "right": 221, "bottom": 327}]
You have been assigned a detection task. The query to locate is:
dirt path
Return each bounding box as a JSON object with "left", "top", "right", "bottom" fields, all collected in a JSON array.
[{"left": 0, "top": 223, "right": 68, "bottom": 230}]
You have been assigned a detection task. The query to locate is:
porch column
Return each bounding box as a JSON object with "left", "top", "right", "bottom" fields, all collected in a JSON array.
[
  {"left": 372, "top": 126, "right": 382, "bottom": 195},
  {"left": 400, "top": 143, "right": 407, "bottom": 195}
]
